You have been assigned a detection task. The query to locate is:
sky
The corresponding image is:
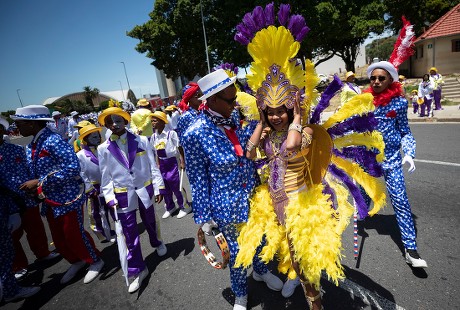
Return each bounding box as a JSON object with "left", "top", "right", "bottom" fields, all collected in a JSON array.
[{"left": 0, "top": 0, "right": 160, "bottom": 112}]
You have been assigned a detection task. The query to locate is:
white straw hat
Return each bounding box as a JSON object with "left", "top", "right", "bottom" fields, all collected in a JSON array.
[
  {"left": 11, "top": 105, "right": 54, "bottom": 121},
  {"left": 197, "top": 69, "right": 237, "bottom": 100}
]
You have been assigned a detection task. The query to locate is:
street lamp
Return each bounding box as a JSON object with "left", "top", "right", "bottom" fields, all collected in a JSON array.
[
  {"left": 16, "top": 89, "right": 24, "bottom": 107},
  {"left": 118, "top": 81, "right": 125, "bottom": 101},
  {"left": 120, "top": 61, "right": 131, "bottom": 91}
]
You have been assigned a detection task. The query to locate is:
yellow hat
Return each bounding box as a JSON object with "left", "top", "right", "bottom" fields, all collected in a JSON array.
[
  {"left": 429, "top": 67, "right": 437, "bottom": 72},
  {"left": 137, "top": 99, "right": 150, "bottom": 107},
  {"left": 74, "top": 120, "right": 92, "bottom": 129},
  {"left": 164, "top": 105, "right": 178, "bottom": 112},
  {"left": 411, "top": 89, "right": 418, "bottom": 94},
  {"left": 78, "top": 124, "right": 102, "bottom": 141},
  {"left": 398, "top": 75, "right": 405, "bottom": 80},
  {"left": 98, "top": 107, "right": 131, "bottom": 126},
  {"left": 345, "top": 71, "right": 355, "bottom": 80},
  {"left": 150, "top": 111, "right": 169, "bottom": 124}
]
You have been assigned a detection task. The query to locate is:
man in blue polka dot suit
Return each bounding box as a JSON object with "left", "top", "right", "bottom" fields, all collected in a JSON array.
[
  {"left": 366, "top": 61, "right": 427, "bottom": 269},
  {"left": 182, "top": 69, "right": 283, "bottom": 310}
]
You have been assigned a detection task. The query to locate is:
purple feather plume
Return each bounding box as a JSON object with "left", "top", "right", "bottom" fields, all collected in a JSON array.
[
  {"left": 322, "top": 180, "right": 337, "bottom": 209},
  {"left": 295, "top": 26, "right": 310, "bottom": 41},
  {"left": 333, "top": 147, "right": 383, "bottom": 177},
  {"left": 264, "top": 2, "right": 275, "bottom": 26},
  {"left": 234, "top": 32, "right": 250, "bottom": 45},
  {"left": 287, "top": 15, "right": 306, "bottom": 40},
  {"left": 310, "top": 75, "right": 343, "bottom": 124},
  {"left": 327, "top": 113, "right": 377, "bottom": 138},
  {"left": 252, "top": 6, "right": 265, "bottom": 31},
  {"left": 277, "top": 3, "right": 290, "bottom": 26},
  {"left": 236, "top": 23, "right": 252, "bottom": 40},
  {"left": 329, "top": 164, "right": 369, "bottom": 219},
  {"left": 243, "top": 12, "right": 258, "bottom": 34}
]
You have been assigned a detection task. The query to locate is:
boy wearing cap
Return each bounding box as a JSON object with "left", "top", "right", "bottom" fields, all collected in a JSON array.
[
  {"left": 150, "top": 111, "right": 190, "bottom": 219},
  {"left": 181, "top": 69, "right": 282, "bottom": 310},
  {"left": 12, "top": 105, "right": 104, "bottom": 285},
  {"left": 51, "top": 111, "right": 68, "bottom": 140},
  {"left": 429, "top": 67, "right": 444, "bottom": 110},
  {"left": 164, "top": 105, "right": 180, "bottom": 131},
  {"left": 76, "top": 124, "right": 114, "bottom": 242},
  {"left": 97, "top": 107, "right": 166, "bottom": 293},
  {"left": 340, "top": 71, "right": 362, "bottom": 106},
  {"left": 130, "top": 98, "right": 154, "bottom": 137}
]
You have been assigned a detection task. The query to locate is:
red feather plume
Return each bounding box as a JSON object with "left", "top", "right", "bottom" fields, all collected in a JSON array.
[{"left": 389, "top": 16, "right": 415, "bottom": 69}]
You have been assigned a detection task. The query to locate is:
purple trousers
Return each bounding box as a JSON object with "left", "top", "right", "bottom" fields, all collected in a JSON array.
[
  {"left": 412, "top": 102, "right": 419, "bottom": 114},
  {"left": 117, "top": 201, "right": 162, "bottom": 277},
  {"left": 159, "top": 157, "right": 184, "bottom": 211},
  {"left": 420, "top": 97, "right": 432, "bottom": 116},
  {"left": 433, "top": 89, "right": 442, "bottom": 110}
]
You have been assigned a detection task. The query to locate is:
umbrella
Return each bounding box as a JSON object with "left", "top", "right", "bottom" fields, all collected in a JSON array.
[
  {"left": 98, "top": 196, "right": 112, "bottom": 240},
  {"left": 113, "top": 205, "right": 129, "bottom": 286},
  {"left": 179, "top": 168, "right": 184, "bottom": 191}
]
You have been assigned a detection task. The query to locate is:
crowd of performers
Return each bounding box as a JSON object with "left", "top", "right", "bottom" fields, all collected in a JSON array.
[{"left": 2, "top": 4, "right": 429, "bottom": 309}]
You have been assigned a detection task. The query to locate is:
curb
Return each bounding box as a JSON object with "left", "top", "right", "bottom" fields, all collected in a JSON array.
[{"left": 408, "top": 117, "right": 460, "bottom": 123}]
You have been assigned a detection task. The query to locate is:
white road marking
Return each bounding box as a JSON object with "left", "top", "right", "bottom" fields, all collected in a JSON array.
[{"left": 414, "top": 159, "right": 460, "bottom": 167}]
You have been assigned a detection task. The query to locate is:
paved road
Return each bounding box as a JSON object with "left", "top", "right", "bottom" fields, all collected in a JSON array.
[{"left": 2, "top": 123, "right": 460, "bottom": 310}]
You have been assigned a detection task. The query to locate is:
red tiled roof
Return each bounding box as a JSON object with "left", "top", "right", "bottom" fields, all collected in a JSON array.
[{"left": 416, "top": 3, "right": 460, "bottom": 41}]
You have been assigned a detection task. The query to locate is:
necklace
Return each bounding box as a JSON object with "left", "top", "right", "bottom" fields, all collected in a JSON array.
[{"left": 269, "top": 130, "right": 288, "bottom": 157}]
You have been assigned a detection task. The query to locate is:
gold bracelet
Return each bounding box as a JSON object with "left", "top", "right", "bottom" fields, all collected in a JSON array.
[{"left": 246, "top": 140, "right": 256, "bottom": 152}]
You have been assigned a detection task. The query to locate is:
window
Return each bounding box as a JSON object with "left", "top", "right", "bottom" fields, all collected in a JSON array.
[{"left": 452, "top": 40, "right": 460, "bottom": 52}]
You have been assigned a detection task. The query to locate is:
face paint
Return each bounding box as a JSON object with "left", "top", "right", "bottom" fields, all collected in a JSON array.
[
  {"left": 86, "top": 132, "right": 101, "bottom": 146},
  {"left": 109, "top": 115, "right": 126, "bottom": 135}
]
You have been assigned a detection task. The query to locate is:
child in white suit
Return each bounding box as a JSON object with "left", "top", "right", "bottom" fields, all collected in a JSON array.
[{"left": 97, "top": 107, "right": 166, "bottom": 293}]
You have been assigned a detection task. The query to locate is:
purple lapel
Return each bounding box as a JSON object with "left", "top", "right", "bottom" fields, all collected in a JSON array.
[
  {"left": 107, "top": 139, "right": 129, "bottom": 169},
  {"left": 127, "top": 132, "right": 138, "bottom": 169},
  {"left": 83, "top": 146, "right": 99, "bottom": 165}
]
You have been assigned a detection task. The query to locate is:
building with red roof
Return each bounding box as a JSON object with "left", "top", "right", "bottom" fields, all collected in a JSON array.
[{"left": 408, "top": 3, "right": 460, "bottom": 76}]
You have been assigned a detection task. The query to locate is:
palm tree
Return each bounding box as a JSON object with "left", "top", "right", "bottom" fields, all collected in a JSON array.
[{"left": 83, "top": 86, "right": 100, "bottom": 110}]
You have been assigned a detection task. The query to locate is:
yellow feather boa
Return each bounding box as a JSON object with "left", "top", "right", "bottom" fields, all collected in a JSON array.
[{"left": 236, "top": 183, "right": 345, "bottom": 289}]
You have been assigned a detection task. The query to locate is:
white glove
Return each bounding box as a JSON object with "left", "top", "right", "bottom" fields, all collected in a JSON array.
[
  {"left": 402, "top": 155, "right": 416, "bottom": 173},
  {"left": 8, "top": 213, "right": 21, "bottom": 232},
  {"left": 201, "top": 219, "right": 218, "bottom": 236}
]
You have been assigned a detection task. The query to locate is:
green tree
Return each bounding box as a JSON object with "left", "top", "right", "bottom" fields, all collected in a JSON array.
[
  {"left": 365, "top": 36, "right": 397, "bottom": 63},
  {"left": 83, "top": 86, "right": 100, "bottom": 109}
]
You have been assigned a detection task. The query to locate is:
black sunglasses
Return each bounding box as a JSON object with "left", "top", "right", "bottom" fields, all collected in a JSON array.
[
  {"left": 216, "top": 94, "right": 237, "bottom": 105},
  {"left": 370, "top": 76, "right": 386, "bottom": 82}
]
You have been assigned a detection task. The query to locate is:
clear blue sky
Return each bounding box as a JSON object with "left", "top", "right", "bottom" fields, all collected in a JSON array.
[{"left": 0, "top": 0, "right": 159, "bottom": 112}]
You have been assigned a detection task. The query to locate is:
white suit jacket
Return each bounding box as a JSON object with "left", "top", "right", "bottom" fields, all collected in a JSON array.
[
  {"left": 76, "top": 146, "right": 101, "bottom": 195},
  {"left": 98, "top": 131, "right": 164, "bottom": 213}
]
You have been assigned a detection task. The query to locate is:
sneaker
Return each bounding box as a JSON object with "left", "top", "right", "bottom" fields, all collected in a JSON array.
[
  {"left": 233, "top": 295, "right": 247, "bottom": 310},
  {"left": 161, "top": 206, "right": 178, "bottom": 219},
  {"left": 14, "top": 268, "right": 28, "bottom": 280},
  {"left": 61, "top": 261, "right": 86, "bottom": 284},
  {"left": 37, "top": 251, "right": 60, "bottom": 261},
  {"left": 281, "top": 277, "right": 301, "bottom": 298},
  {"left": 83, "top": 259, "right": 104, "bottom": 284},
  {"left": 128, "top": 268, "right": 148, "bottom": 293},
  {"left": 405, "top": 249, "right": 428, "bottom": 268},
  {"left": 4, "top": 286, "right": 41, "bottom": 303},
  {"left": 177, "top": 207, "right": 191, "bottom": 219},
  {"left": 253, "top": 271, "right": 283, "bottom": 291},
  {"left": 156, "top": 242, "right": 167, "bottom": 256}
]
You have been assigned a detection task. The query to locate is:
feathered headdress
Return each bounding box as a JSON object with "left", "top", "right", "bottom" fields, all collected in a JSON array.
[
  {"left": 367, "top": 16, "right": 415, "bottom": 81},
  {"left": 234, "top": 3, "right": 311, "bottom": 112}
]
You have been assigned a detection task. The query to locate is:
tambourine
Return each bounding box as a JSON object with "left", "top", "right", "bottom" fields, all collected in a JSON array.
[
  {"left": 37, "top": 171, "right": 85, "bottom": 207},
  {"left": 197, "top": 227, "right": 230, "bottom": 269}
]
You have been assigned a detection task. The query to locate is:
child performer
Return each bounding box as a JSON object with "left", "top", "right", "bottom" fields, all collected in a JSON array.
[
  {"left": 76, "top": 124, "right": 115, "bottom": 242},
  {"left": 97, "top": 107, "right": 167, "bottom": 293},
  {"left": 150, "top": 111, "right": 191, "bottom": 219},
  {"left": 410, "top": 90, "right": 420, "bottom": 115}
]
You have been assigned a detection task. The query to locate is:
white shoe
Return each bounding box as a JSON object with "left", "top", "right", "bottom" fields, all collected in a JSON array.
[
  {"left": 233, "top": 295, "right": 247, "bottom": 310},
  {"left": 405, "top": 249, "right": 428, "bottom": 268},
  {"left": 83, "top": 259, "right": 104, "bottom": 284},
  {"left": 4, "top": 286, "right": 41, "bottom": 303},
  {"left": 61, "top": 261, "right": 86, "bottom": 284},
  {"left": 177, "top": 208, "right": 191, "bottom": 219},
  {"left": 156, "top": 242, "right": 167, "bottom": 256},
  {"left": 162, "top": 206, "right": 178, "bottom": 219},
  {"left": 281, "top": 277, "right": 301, "bottom": 298},
  {"left": 14, "top": 268, "right": 28, "bottom": 280},
  {"left": 128, "top": 268, "right": 149, "bottom": 293},
  {"left": 253, "top": 271, "right": 283, "bottom": 291}
]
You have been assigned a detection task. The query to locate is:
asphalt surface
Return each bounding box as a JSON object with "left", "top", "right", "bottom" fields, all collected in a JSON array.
[{"left": 2, "top": 123, "right": 460, "bottom": 310}]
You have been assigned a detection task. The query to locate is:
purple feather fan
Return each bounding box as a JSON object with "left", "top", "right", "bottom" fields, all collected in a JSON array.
[
  {"left": 322, "top": 180, "right": 337, "bottom": 209},
  {"left": 333, "top": 147, "right": 383, "bottom": 177},
  {"left": 310, "top": 75, "right": 343, "bottom": 124},
  {"left": 329, "top": 164, "right": 369, "bottom": 219},
  {"left": 327, "top": 113, "right": 377, "bottom": 138}
]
